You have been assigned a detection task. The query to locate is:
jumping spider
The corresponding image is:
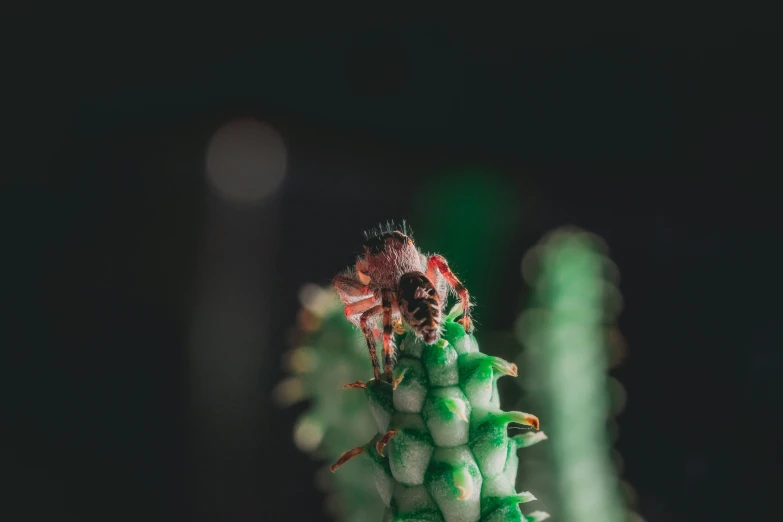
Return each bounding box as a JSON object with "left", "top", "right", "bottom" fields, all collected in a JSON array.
[{"left": 333, "top": 221, "right": 473, "bottom": 383}]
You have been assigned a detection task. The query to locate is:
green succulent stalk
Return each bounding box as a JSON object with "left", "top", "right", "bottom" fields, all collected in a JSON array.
[
  {"left": 275, "top": 284, "right": 386, "bottom": 522},
  {"left": 331, "top": 304, "right": 549, "bottom": 522},
  {"left": 516, "top": 227, "right": 637, "bottom": 522}
]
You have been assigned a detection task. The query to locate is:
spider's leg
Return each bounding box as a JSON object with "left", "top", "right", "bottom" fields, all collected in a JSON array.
[
  {"left": 359, "top": 304, "right": 383, "bottom": 382},
  {"left": 333, "top": 274, "right": 373, "bottom": 302},
  {"left": 426, "top": 254, "right": 473, "bottom": 333},
  {"left": 343, "top": 294, "right": 379, "bottom": 321},
  {"left": 381, "top": 289, "right": 396, "bottom": 382},
  {"left": 391, "top": 301, "right": 405, "bottom": 335}
]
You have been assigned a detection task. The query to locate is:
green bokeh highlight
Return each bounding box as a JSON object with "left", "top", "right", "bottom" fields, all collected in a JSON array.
[
  {"left": 517, "top": 228, "right": 629, "bottom": 522},
  {"left": 411, "top": 169, "right": 523, "bottom": 327}
]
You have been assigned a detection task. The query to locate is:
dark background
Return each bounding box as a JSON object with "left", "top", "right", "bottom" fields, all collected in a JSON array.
[{"left": 5, "top": 15, "right": 782, "bottom": 522}]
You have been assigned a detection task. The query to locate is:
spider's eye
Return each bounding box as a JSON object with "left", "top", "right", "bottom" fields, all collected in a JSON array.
[{"left": 357, "top": 270, "right": 371, "bottom": 285}]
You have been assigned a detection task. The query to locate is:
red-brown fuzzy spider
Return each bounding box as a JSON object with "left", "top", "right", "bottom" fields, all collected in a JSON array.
[{"left": 333, "top": 221, "right": 473, "bottom": 383}]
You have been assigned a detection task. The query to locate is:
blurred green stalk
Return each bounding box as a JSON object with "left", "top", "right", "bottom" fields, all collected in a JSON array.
[
  {"left": 275, "top": 285, "right": 385, "bottom": 521},
  {"left": 517, "top": 228, "right": 630, "bottom": 522}
]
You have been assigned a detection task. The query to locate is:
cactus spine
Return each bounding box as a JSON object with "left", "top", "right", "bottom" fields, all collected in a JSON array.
[{"left": 332, "top": 304, "right": 549, "bottom": 522}]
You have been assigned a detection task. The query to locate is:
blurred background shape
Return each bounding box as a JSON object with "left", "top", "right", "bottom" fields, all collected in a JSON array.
[
  {"left": 186, "top": 119, "right": 287, "bottom": 520},
  {"left": 410, "top": 168, "right": 524, "bottom": 327},
  {"left": 273, "top": 284, "right": 385, "bottom": 522},
  {"left": 516, "top": 228, "right": 638, "bottom": 522},
  {"left": 408, "top": 168, "right": 550, "bottom": 375},
  {"left": 205, "top": 119, "right": 288, "bottom": 204}
]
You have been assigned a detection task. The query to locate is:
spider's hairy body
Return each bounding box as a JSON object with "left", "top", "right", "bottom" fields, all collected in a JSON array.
[
  {"left": 333, "top": 221, "right": 473, "bottom": 383},
  {"left": 362, "top": 230, "right": 423, "bottom": 290},
  {"left": 397, "top": 271, "right": 441, "bottom": 344}
]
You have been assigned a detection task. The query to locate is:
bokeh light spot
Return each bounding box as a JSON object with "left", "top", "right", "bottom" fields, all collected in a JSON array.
[{"left": 205, "top": 118, "right": 287, "bottom": 203}]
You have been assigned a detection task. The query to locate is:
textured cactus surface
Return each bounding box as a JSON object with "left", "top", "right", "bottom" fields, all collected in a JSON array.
[
  {"left": 516, "top": 227, "right": 639, "bottom": 522},
  {"left": 331, "top": 304, "right": 549, "bottom": 522},
  {"left": 275, "top": 284, "right": 386, "bottom": 522}
]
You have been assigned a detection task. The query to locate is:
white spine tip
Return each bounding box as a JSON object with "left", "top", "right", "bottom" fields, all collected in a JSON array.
[
  {"left": 532, "top": 431, "right": 548, "bottom": 442},
  {"left": 516, "top": 491, "right": 537, "bottom": 503},
  {"left": 526, "top": 511, "right": 551, "bottom": 522},
  {"left": 446, "top": 398, "right": 469, "bottom": 422}
]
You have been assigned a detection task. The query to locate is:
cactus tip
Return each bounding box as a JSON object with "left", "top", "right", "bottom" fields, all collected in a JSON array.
[
  {"left": 514, "top": 491, "right": 537, "bottom": 504},
  {"left": 513, "top": 430, "right": 548, "bottom": 448},
  {"left": 507, "top": 411, "right": 541, "bottom": 431},
  {"left": 453, "top": 467, "right": 473, "bottom": 500},
  {"left": 330, "top": 446, "right": 364, "bottom": 473},
  {"left": 445, "top": 398, "right": 469, "bottom": 422},
  {"left": 376, "top": 429, "right": 398, "bottom": 457},
  {"left": 391, "top": 368, "right": 408, "bottom": 390},
  {"left": 490, "top": 356, "right": 518, "bottom": 377}
]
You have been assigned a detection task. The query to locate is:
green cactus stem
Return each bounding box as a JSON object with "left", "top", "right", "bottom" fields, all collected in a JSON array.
[
  {"left": 516, "top": 227, "right": 639, "bottom": 522},
  {"left": 331, "top": 304, "right": 548, "bottom": 522},
  {"left": 274, "top": 284, "right": 386, "bottom": 522}
]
